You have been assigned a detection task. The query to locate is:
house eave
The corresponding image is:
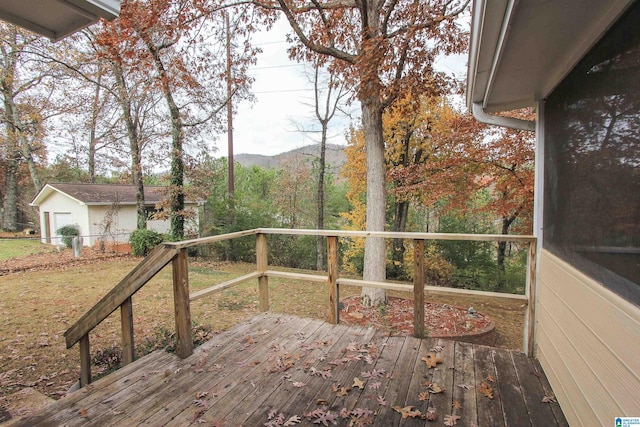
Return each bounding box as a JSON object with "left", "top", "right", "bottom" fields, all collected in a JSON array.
[
  {"left": 467, "top": 0, "right": 635, "bottom": 114},
  {"left": 0, "top": 0, "right": 120, "bottom": 42}
]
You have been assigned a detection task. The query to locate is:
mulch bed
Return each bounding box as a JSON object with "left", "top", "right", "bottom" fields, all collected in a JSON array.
[{"left": 339, "top": 295, "right": 494, "bottom": 339}]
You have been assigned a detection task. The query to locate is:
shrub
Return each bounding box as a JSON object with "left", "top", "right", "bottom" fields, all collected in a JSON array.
[
  {"left": 56, "top": 224, "right": 79, "bottom": 248},
  {"left": 129, "top": 228, "right": 164, "bottom": 256}
]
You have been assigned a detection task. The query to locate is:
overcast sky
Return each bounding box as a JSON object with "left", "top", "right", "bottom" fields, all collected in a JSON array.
[{"left": 215, "top": 19, "right": 468, "bottom": 158}]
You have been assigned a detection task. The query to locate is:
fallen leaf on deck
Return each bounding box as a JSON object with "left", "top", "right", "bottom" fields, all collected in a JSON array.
[
  {"left": 426, "top": 408, "right": 438, "bottom": 421},
  {"left": 479, "top": 382, "right": 494, "bottom": 399},
  {"left": 457, "top": 384, "right": 472, "bottom": 390},
  {"left": 392, "top": 405, "right": 422, "bottom": 419},
  {"left": 427, "top": 382, "right": 443, "bottom": 394},
  {"left": 486, "top": 374, "right": 495, "bottom": 383},
  {"left": 292, "top": 382, "right": 306, "bottom": 388},
  {"left": 418, "top": 391, "right": 429, "bottom": 401},
  {"left": 78, "top": 408, "right": 89, "bottom": 418},
  {"left": 352, "top": 377, "right": 365, "bottom": 389},
  {"left": 336, "top": 387, "right": 350, "bottom": 397},
  {"left": 284, "top": 415, "right": 302, "bottom": 425},
  {"left": 375, "top": 395, "right": 387, "bottom": 406},
  {"left": 452, "top": 399, "right": 462, "bottom": 410},
  {"left": 196, "top": 391, "right": 208, "bottom": 399},
  {"left": 444, "top": 414, "right": 462, "bottom": 426},
  {"left": 421, "top": 352, "right": 443, "bottom": 369},
  {"left": 542, "top": 395, "right": 557, "bottom": 403}
]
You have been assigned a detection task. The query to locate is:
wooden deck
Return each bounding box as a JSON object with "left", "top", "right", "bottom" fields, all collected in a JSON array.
[{"left": 10, "top": 314, "right": 568, "bottom": 426}]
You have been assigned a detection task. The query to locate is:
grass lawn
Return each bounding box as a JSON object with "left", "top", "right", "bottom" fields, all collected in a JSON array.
[
  {"left": 0, "top": 257, "right": 525, "bottom": 400},
  {"left": 0, "top": 239, "right": 55, "bottom": 260}
]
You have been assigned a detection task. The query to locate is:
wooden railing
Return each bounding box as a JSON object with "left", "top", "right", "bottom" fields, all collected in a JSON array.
[{"left": 63, "top": 228, "right": 537, "bottom": 387}]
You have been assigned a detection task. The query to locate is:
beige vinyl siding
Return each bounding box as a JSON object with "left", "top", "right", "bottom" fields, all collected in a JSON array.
[{"left": 537, "top": 249, "right": 640, "bottom": 426}]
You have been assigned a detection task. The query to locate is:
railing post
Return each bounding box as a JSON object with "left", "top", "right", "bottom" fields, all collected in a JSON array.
[
  {"left": 256, "top": 233, "right": 269, "bottom": 312},
  {"left": 79, "top": 334, "right": 91, "bottom": 387},
  {"left": 327, "top": 236, "right": 339, "bottom": 325},
  {"left": 121, "top": 296, "right": 135, "bottom": 365},
  {"left": 525, "top": 240, "right": 537, "bottom": 357},
  {"left": 172, "top": 248, "right": 193, "bottom": 358},
  {"left": 413, "top": 239, "right": 425, "bottom": 338}
]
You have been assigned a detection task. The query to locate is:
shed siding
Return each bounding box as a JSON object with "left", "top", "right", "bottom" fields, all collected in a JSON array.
[
  {"left": 37, "top": 192, "right": 88, "bottom": 246},
  {"left": 537, "top": 249, "right": 640, "bottom": 426}
]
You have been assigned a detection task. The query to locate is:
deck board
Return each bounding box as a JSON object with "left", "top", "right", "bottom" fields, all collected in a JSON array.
[{"left": 9, "top": 313, "right": 568, "bottom": 427}]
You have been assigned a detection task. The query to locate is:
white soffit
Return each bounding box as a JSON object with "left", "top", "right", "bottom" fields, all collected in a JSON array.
[
  {"left": 0, "top": 0, "right": 120, "bottom": 41},
  {"left": 467, "top": 0, "right": 635, "bottom": 112}
]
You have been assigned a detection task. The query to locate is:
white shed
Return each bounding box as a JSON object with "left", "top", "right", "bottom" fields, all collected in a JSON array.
[{"left": 30, "top": 183, "right": 201, "bottom": 247}]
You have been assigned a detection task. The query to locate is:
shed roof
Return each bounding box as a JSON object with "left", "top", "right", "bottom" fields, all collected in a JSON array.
[
  {"left": 0, "top": 0, "right": 120, "bottom": 41},
  {"left": 466, "top": 0, "right": 635, "bottom": 113},
  {"left": 30, "top": 183, "right": 195, "bottom": 207}
]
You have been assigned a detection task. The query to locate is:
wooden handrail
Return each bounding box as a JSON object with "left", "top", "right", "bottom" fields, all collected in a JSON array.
[
  {"left": 65, "top": 227, "right": 538, "bottom": 388},
  {"left": 163, "top": 228, "right": 537, "bottom": 249},
  {"left": 64, "top": 245, "right": 178, "bottom": 349}
]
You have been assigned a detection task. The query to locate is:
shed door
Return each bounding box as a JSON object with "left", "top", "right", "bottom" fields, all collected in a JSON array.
[{"left": 52, "top": 213, "right": 73, "bottom": 245}]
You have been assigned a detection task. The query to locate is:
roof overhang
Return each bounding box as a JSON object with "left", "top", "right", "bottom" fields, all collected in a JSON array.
[
  {"left": 0, "top": 0, "right": 120, "bottom": 41},
  {"left": 467, "top": 0, "right": 635, "bottom": 113}
]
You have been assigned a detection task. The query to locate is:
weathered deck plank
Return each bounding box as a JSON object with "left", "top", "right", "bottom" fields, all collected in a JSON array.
[{"left": 10, "top": 313, "right": 568, "bottom": 427}]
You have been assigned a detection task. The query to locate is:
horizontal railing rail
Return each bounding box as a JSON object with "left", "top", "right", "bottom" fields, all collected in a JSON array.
[{"left": 64, "top": 227, "right": 537, "bottom": 387}]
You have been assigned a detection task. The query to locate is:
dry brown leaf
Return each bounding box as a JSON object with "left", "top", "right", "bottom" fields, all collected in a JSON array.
[
  {"left": 418, "top": 391, "right": 429, "bottom": 401},
  {"left": 336, "top": 387, "right": 350, "bottom": 397},
  {"left": 427, "top": 382, "right": 443, "bottom": 394},
  {"left": 195, "top": 391, "right": 208, "bottom": 399},
  {"left": 421, "top": 352, "right": 443, "bottom": 369},
  {"left": 352, "top": 377, "right": 365, "bottom": 389},
  {"left": 392, "top": 405, "right": 422, "bottom": 419},
  {"left": 542, "top": 395, "right": 557, "bottom": 403},
  {"left": 444, "top": 414, "right": 462, "bottom": 426},
  {"left": 479, "top": 382, "right": 494, "bottom": 399},
  {"left": 78, "top": 408, "right": 89, "bottom": 418},
  {"left": 426, "top": 408, "right": 438, "bottom": 421},
  {"left": 486, "top": 374, "right": 495, "bottom": 383},
  {"left": 452, "top": 399, "right": 462, "bottom": 410}
]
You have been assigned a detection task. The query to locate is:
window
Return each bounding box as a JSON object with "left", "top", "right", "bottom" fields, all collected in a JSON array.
[{"left": 544, "top": 0, "right": 640, "bottom": 305}]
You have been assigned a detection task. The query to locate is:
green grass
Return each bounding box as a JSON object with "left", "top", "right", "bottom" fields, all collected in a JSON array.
[{"left": 0, "top": 239, "right": 54, "bottom": 260}]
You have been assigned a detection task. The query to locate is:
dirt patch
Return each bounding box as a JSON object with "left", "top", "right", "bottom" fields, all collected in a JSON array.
[{"left": 339, "top": 296, "right": 496, "bottom": 345}]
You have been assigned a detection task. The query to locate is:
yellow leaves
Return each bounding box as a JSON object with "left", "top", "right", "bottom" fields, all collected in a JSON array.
[
  {"left": 421, "top": 352, "right": 443, "bottom": 369},
  {"left": 392, "top": 405, "right": 422, "bottom": 419}
]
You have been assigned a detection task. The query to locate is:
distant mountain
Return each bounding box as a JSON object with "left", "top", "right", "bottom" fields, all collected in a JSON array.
[{"left": 235, "top": 144, "right": 347, "bottom": 174}]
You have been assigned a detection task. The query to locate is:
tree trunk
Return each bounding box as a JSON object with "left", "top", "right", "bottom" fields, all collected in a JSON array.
[
  {"left": 390, "top": 200, "right": 409, "bottom": 278},
  {"left": 496, "top": 215, "right": 515, "bottom": 290},
  {"left": 144, "top": 39, "right": 185, "bottom": 241},
  {"left": 361, "top": 99, "right": 387, "bottom": 306},
  {"left": 316, "top": 123, "right": 327, "bottom": 271},
  {"left": 88, "top": 69, "right": 102, "bottom": 183},
  {"left": 1, "top": 156, "right": 19, "bottom": 231},
  {"left": 112, "top": 62, "right": 146, "bottom": 230}
]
